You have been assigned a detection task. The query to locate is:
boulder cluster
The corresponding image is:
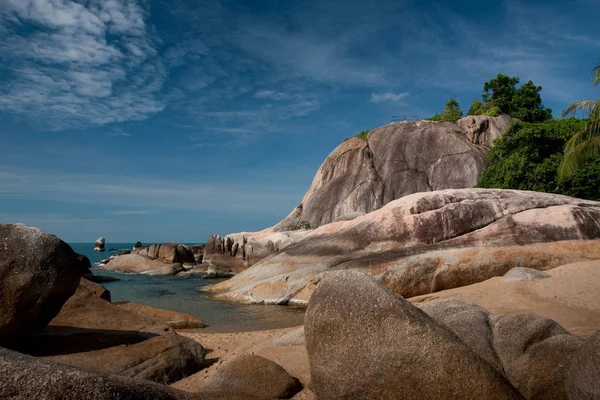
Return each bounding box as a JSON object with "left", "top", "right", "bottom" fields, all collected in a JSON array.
[{"left": 305, "top": 270, "right": 600, "bottom": 399}]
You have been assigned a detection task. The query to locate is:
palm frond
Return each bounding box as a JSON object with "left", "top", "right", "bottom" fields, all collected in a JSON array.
[
  {"left": 561, "top": 100, "right": 600, "bottom": 118},
  {"left": 594, "top": 62, "right": 600, "bottom": 86},
  {"left": 558, "top": 129, "right": 600, "bottom": 182}
]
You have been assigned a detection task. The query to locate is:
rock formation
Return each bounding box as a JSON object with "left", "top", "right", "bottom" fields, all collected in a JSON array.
[
  {"left": 0, "top": 347, "right": 257, "bottom": 400},
  {"left": 94, "top": 237, "right": 105, "bottom": 252},
  {"left": 102, "top": 254, "right": 185, "bottom": 275},
  {"left": 134, "top": 241, "right": 143, "bottom": 249},
  {"left": 102, "top": 243, "right": 198, "bottom": 275},
  {"left": 305, "top": 270, "right": 523, "bottom": 399},
  {"left": 0, "top": 224, "right": 85, "bottom": 344},
  {"left": 204, "top": 189, "right": 600, "bottom": 304},
  {"left": 276, "top": 114, "right": 512, "bottom": 230},
  {"left": 45, "top": 333, "right": 206, "bottom": 385},
  {"left": 201, "top": 354, "right": 302, "bottom": 398},
  {"left": 305, "top": 270, "right": 598, "bottom": 400},
  {"left": 202, "top": 115, "right": 513, "bottom": 270},
  {"left": 116, "top": 302, "right": 204, "bottom": 329}
]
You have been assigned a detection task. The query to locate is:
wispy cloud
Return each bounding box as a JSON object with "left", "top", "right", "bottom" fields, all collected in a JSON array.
[
  {"left": 0, "top": 166, "right": 302, "bottom": 216},
  {"left": 107, "top": 127, "right": 132, "bottom": 137},
  {"left": 0, "top": 0, "right": 165, "bottom": 130},
  {"left": 370, "top": 92, "right": 410, "bottom": 103},
  {"left": 108, "top": 210, "right": 160, "bottom": 215}
]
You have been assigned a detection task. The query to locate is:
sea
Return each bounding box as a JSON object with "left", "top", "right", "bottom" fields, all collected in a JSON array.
[{"left": 70, "top": 242, "right": 305, "bottom": 332}]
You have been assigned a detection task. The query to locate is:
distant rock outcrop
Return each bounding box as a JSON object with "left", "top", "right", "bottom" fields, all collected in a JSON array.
[
  {"left": 102, "top": 243, "right": 196, "bottom": 275},
  {"left": 276, "top": 114, "right": 512, "bottom": 230},
  {"left": 0, "top": 224, "right": 85, "bottom": 344},
  {"left": 204, "top": 189, "right": 600, "bottom": 305},
  {"left": 93, "top": 237, "right": 105, "bottom": 252}
]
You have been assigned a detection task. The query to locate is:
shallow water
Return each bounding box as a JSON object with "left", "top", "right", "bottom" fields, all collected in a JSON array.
[{"left": 70, "top": 242, "right": 305, "bottom": 332}]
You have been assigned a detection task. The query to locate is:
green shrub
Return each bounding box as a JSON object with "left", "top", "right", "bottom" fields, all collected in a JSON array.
[
  {"left": 285, "top": 220, "right": 312, "bottom": 231},
  {"left": 478, "top": 118, "right": 599, "bottom": 200}
]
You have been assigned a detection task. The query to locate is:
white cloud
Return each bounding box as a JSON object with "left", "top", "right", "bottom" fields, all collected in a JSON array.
[
  {"left": 107, "top": 128, "right": 131, "bottom": 137},
  {"left": 0, "top": 0, "right": 165, "bottom": 130},
  {"left": 370, "top": 92, "right": 410, "bottom": 103}
]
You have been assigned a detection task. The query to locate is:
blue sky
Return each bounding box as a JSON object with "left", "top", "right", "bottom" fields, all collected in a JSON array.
[{"left": 0, "top": 0, "right": 599, "bottom": 243}]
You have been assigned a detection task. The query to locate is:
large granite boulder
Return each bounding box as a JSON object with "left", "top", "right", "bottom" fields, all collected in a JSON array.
[
  {"left": 205, "top": 189, "right": 600, "bottom": 304},
  {"left": 565, "top": 332, "right": 600, "bottom": 399},
  {"left": 419, "top": 299, "right": 584, "bottom": 400},
  {"left": 46, "top": 333, "right": 206, "bottom": 384},
  {"left": 490, "top": 314, "right": 583, "bottom": 400},
  {"left": 116, "top": 302, "right": 204, "bottom": 329},
  {"left": 305, "top": 270, "right": 522, "bottom": 399},
  {"left": 275, "top": 115, "right": 511, "bottom": 229},
  {"left": 102, "top": 254, "right": 184, "bottom": 275},
  {"left": 0, "top": 224, "right": 85, "bottom": 344},
  {"left": 202, "top": 354, "right": 302, "bottom": 398},
  {"left": 94, "top": 237, "right": 105, "bottom": 252},
  {"left": 0, "top": 347, "right": 256, "bottom": 400},
  {"left": 14, "top": 278, "right": 174, "bottom": 356}
]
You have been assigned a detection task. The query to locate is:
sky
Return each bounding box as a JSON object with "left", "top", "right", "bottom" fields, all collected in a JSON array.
[{"left": 0, "top": 0, "right": 599, "bottom": 243}]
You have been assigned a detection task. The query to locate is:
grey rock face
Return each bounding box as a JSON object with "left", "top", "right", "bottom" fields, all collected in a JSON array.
[
  {"left": 503, "top": 267, "right": 551, "bottom": 282},
  {"left": 0, "top": 224, "right": 84, "bottom": 344},
  {"left": 276, "top": 115, "right": 511, "bottom": 229},
  {"left": 46, "top": 333, "right": 206, "bottom": 385},
  {"left": 305, "top": 270, "right": 522, "bottom": 399},
  {"left": 490, "top": 314, "right": 583, "bottom": 400},
  {"left": 420, "top": 299, "right": 584, "bottom": 400},
  {"left": 94, "top": 237, "right": 105, "bottom": 252},
  {"left": 565, "top": 332, "right": 600, "bottom": 400},
  {"left": 202, "top": 354, "right": 302, "bottom": 398},
  {"left": 0, "top": 347, "right": 254, "bottom": 400}
]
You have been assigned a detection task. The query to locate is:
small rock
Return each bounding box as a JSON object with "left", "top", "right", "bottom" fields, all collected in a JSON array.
[
  {"left": 94, "top": 237, "right": 106, "bottom": 252},
  {"left": 503, "top": 267, "right": 551, "bottom": 282},
  {"left": 202, "top": 354, "right": 302, "bottom": 398}
]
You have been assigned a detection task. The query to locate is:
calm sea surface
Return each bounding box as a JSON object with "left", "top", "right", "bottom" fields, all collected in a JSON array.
[{"left": 69, "top": 242, "right": 305, "bottom": 332}]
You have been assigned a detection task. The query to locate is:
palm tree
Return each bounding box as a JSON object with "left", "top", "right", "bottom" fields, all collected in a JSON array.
[{"left": 558, "top": 62, "right": 600, "bottom": 182}]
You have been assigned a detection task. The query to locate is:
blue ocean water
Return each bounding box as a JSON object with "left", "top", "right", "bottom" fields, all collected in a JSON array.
[{"left": 69, "top": 242, "right": 305, "bottom": 332}]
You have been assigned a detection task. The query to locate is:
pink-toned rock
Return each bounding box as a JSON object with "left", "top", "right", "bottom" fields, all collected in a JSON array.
[
  {"left": 204, "top": 189, "right": 600, "bottom": 305},
  {"left": 102, "top": 254, "right": 184, "bottom": 276}
]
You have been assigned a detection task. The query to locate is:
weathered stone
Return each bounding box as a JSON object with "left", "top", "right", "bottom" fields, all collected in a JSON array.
[
  {"left": 565, "top": 331, "right": 600, "bottom": 400},
  {"left": 14, "top": 278, "right": 173, "bottom": 356},
  {"left": 490, "top": 313, "right": 583, "bottom": 400},
  {"left": 208, "top": 254, "right": 247, "bottom": 273},
  {"left": 102, "top": 254, "right": 184, "bottom": 275},
  {"left": 276, "top": 115, "right": 511, "bottom": 229},
  {"left": 0, "top": 347, "right": 257, "bottom": 400},
  {"left": 202, "top": 265, "right": 235, "bottom": 279},
  {"left": 0, "top": 224, "right": 84, "bottom": 344},
  {"left": 273, "top": 326, "right": 305, "bottom": 347},
  {"left": 202, "top": 354, "right": 302, "bottom": 398},
  {"left": 45, "top": 333, "right": 206, "bottom": 384},
  {"left": 456, "top": 114, "right": 512, "bottom": 147},
  {"left": 503, "top": 267, "right": 551, "bottom": 282},
  {"left": 116, "top": 302, "right": 204, "bottom": 329},
  {"left": 418, "top": 299, "right": 502, "bottom": 373},
  {"left": 305, "top": 270, "right": 522, "bottom": 399},
  {"left": 94, "top": 237, "right": 105, "bottom": 252},
  {"left": 205, "top": 189, "right": 600, "bottom": 304},
  {"left": 136, "top": 243, "right": 195, "bottom": 264}
]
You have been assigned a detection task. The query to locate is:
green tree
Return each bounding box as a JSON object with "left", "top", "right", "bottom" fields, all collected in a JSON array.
[
  {"left": 470, "top": 74, "right": 552, "bottom": 123},
  {"left": 478, "top": 118, "right": 599, "bottom": 200},
  {"left": 558, "top": 63, "right": 600, "bottom": 183},
  {"left": 427, "top": 98, "right": 463, "bottom": 122}
]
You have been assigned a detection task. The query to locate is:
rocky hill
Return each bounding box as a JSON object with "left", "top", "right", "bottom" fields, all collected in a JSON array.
[
  {"left": 202, "top": 114, "right": 512, "bottom": 269},
  {"left": 276, "top": 114, "right": 512, "bottom": 230}
]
